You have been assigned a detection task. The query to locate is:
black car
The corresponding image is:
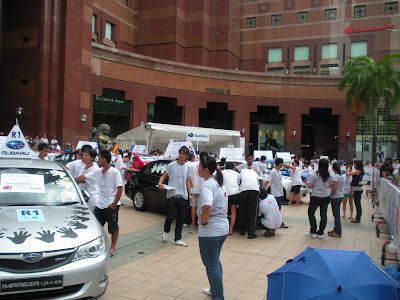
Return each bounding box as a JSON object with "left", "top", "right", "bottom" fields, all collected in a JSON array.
[{"left": 125, "top": 159, "right": 172, "bottom": 211}]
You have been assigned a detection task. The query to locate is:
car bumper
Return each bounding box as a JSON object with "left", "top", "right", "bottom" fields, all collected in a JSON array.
[{"left": 0, "top": 251, "right": 109, "bottom": 299}]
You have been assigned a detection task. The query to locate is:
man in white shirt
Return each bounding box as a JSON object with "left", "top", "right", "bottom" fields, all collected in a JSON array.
[
  {"left": 75, "top": 150, "right": 123, "bottom": 257},
  {"left": 158, "top": 146, "right": 193, "bottom": 247},
  {"left": 75, "top": 149, "right": 99, "bottom": 211},
  {"left": 258, "top": 189, "right": 282, "bottom": 237},
  {"left": 66, "top": 150, "right": 84, "bottom": 178},
  {"left": 237, "top": 154, "right": 261, "bottom": 175},
  {"left": 222, "top": 162, "right": 240, "bottom": 235},
  {"left": 238, "top": 164, "right": 260, "bottom": 239},
  {"left": 33, "top": 143, "right": 49, "bottom": 160},
  {"left": 262, "top": 158, "right": 288, "bottom": 228}
]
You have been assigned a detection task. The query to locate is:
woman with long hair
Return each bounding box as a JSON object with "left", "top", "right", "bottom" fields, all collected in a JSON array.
[
  {"left": 197, "top": 156, "right": 229, "bottom": 299},
  {"left": 305, "top": 158, "right": 333, "bottom": 239},
  {"left": 342, "top": 164, "right": 354, "bottom": 219},
  {"left": 347, "top": 160, "right": 364, "bottom": 223},
  {"left": 328, "top": 162, "right": 344, "bottom": 237}
]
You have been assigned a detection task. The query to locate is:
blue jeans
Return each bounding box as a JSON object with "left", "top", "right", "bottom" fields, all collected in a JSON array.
[{"left": 199, "top": 235, "right": 227, "bottom": 300}]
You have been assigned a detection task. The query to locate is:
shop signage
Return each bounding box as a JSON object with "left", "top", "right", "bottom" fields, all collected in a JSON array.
[
  {"left": 93, "top": 95, "right": 129, "bottom": 115},
  {"left": 205, "top": 88, "right": 231, "bottom": 95},
  {"left": 356, "top": 135, "right": 397, "bottom": 142},
  {"left": 345, "top": 24, "right": 395, "bottom": 34},
  {"left": 187, "top": 131, "right": 209, "bottom": 142}
]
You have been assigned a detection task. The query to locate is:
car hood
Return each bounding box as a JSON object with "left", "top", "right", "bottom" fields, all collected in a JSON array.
[{"left": 0, "top": 205, "right": 101, "bottom": 253}]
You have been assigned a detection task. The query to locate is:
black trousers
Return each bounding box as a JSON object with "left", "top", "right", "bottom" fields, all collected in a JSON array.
[
  {"left": 308, "top": 196, "right": 330, "bottom": 235},
  {"left": 353, "top": 190, "right": 363, "bottom": 221},
  {"left": 238, "top": 190, "right": 259, "bottom": 235},
  {"left": 164, "top": 197, "right": 188, "bottom": 241}
]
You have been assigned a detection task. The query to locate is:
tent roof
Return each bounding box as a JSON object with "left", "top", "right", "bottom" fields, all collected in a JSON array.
[{"left": 116, "top": 122, "right": 241, "bottom": 148}]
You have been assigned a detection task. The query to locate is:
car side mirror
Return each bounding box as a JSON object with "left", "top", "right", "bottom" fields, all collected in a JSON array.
[{"left": 81, "top": 190, "right": 90, "bottom": 202}]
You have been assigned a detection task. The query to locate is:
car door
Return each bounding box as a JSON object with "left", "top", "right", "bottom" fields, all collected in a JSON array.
[{"left": 142, "top": 161, "right": 170, "bottom": 209}]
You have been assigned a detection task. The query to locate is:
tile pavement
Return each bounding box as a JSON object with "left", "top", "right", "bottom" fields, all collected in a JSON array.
[{"left": 99, "top": 185, "right": 392, "bottom": 300}]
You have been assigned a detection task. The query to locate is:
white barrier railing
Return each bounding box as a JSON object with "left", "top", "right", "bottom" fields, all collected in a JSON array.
[{"left": 377, "top": 178, "right": 400, "bottom": 254}]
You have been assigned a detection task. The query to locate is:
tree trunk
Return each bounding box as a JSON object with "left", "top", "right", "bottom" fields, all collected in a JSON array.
[{"left": 371, "top": 108, "right": 377, "bottom": 163}]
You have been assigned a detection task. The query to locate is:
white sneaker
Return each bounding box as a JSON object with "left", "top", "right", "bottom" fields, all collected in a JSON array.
[
  {"left": 183, "top": 223, "right": 189, "bottom": 227},
  {"left": 174, "top": 239, "right": 187, "bottom": 247},
  {"left": 203, "top": 288, "right": 212, "bottom": 296},
  {"left": 304, "top": 232, "right": 318, "bottom": 238},
  {"left": 317, "top": 234, "right": 324, "bottom": 239},
  {"left": 162, "top": 232, "right": 168, "bottom": 242}
]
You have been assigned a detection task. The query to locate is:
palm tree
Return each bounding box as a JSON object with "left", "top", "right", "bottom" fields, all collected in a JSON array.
[{"left": 338, "top": 54, "right": 400, "bottom": 163}]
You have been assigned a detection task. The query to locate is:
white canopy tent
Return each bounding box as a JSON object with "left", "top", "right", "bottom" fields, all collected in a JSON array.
[{"left": 116, "top": 122, "right": 242, "bottom": 155}]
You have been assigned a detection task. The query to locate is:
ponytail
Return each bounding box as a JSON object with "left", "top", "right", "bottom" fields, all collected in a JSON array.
[
  {"left": 215, "top": 168, "right": 223, "bottom": 187},
  {"left": 199, "top": 156, "right": 224, "bottom": 187}
]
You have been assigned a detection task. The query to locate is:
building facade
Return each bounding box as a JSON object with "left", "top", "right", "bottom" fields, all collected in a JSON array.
[{"left": 1, "top": 0, "right": 399, "bottom": 159}]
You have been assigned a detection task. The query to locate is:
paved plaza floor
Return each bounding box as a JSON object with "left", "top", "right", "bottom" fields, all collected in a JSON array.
[{"left": 100, "top": 186, "right": 389, "bottom": 300}]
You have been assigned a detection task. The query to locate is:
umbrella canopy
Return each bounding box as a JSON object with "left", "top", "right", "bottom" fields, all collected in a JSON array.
[{"left": 267, "top": 247, "right": 400, "bottom": 300}]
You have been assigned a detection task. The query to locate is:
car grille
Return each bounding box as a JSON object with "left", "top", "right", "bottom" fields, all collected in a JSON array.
[
  {"left": 0, "top": 284, "right": 84, "bottom": 299},
  {"left": 0, "top": 249, "right": 77, "bottom": 273}
]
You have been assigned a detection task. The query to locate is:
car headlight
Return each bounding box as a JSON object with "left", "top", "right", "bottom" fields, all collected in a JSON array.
[{"left": 73, "top": 236, "right": 106, "bottom": 261}]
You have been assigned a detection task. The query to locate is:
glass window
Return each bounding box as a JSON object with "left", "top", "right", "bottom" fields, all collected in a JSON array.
[
  {"left": 294, "top": 46, "right": 309, "bottom": 61},
  {"left": 320, "top": 64, "right": 339, "bottom": 75},
  {"left": 92, "top": 14, "right": 96, "bottom": 33},
  {"left": 322, "top": 44, "right": 337, "bottom": 59},
  {"left": 268, "top": 48, "right": 282, "bottom": 63},
  {"left": 246, "top": 17, "right": 256, "bottom": 28},
  {"left": 325, "top": 9, "right": 337, "bottom": 20},
  {"left": 298, "top": 12, "right": 308, "bottom": 23},
  {"left": 351, "top": 41, "right": 367, "bottom": 57},
  {"left": 354, "top": 5, "right": 366, "bottom": 18},
  {"left": 267, "top": 67, "right": 284, "bottom": 74},
  {"left": 385, "top": 2, "right": 398, "bottom": 14},
  {"left": 293, "top": 66, "right": 310, "bottom": 75},
  {"left": 105, "top": 21, "right": 115, "bottom": 40},
  {"left": 271, "top": 15, "right": 282, "bottom": 26}
]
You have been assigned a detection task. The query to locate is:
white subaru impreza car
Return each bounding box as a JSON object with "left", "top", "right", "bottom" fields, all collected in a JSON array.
[{"left": 0, "top": 158, "right": 109, "bottom": 299}]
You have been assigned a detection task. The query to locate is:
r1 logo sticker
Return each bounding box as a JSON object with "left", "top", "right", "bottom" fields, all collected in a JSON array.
[{"left": 17, "top": 209, "right": 45, "bottom": 222}]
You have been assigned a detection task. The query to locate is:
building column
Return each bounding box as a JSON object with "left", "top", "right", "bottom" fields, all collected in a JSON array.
[
  {"left": 280, "top": 104, "right": 307, "bottom": 155},
  {"left": 337, "top": 111, "right": 357, "bottom": 160}
]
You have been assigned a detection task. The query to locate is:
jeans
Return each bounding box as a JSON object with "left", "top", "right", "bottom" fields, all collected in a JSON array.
[
  {"left": 199, "top": 235, "right": 227, "bottom": 300},
  {"left": 308, "top": 196, "right": 330, "bottom": 235},
  {"left": 330, "top": 197, "right": 343, "bottom": 235},
  {"left": 164, "top": 197, "right": 188, "bottom": 241},
  {"left": 353, "top": 190, "right": 363, "bottom": 221}
]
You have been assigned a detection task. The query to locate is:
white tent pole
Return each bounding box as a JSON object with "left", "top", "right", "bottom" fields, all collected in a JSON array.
[{"left": 197, "top": 140, "right": 199, "bottom": 152}]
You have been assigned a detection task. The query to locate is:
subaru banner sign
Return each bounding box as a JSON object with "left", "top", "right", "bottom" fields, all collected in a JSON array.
[{"left": 187, "top": 131, "right": 209, "bottom": 142}]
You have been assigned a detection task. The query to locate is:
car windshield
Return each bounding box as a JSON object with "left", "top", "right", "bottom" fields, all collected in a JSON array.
[{"left": 0, "top": 167, "right": 81, "bottom": 206}]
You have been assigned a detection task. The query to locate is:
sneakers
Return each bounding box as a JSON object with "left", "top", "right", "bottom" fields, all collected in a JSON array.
[
  {"left": 203, "top": 288, "right": 212, "bottom": 296},
  {"left": 183, "top": 223, "right": 189, "bottom": 227},
  {"left": 174, "top": 239, "right": 187, "bottom": 247},
  {"left": 162, "top": 232, "right": 168, "bottom": 243},
  {"left": 248, "top": 234, "right": 257, "bottom": 239},
  {"left": 317, "top": 234, "right": 324, "bottom": 239},
  {"left": 304, "top": 232, "right": 318, "bottom": 238}
]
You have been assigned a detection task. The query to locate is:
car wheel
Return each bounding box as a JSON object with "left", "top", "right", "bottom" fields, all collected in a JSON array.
[{"left": 132, "top": 189, "right": 146, "bottom": 211}]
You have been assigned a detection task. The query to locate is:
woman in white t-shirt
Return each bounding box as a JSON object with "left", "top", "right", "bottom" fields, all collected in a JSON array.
[
  {"left": 285, "top": 160, "right": 303, "bottom": 206},
  {"left": 305, "top": 158, "right": 334, "bottom": 239},
  {"left": 197, "top": 156, "right": 229, "bottom": 299},
  {"left": 222, "top": 162, "right": 240, "bottom": 235},
  {"left": 328, "top": 162, "right": 344, "bottom": 237}
]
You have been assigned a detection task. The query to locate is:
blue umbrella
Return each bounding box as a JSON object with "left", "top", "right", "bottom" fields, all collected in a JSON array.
[{"left": 267, "top": 247, "right": 400, "bottom": 300}]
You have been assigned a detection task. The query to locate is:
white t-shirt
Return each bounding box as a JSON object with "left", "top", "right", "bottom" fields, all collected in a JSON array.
[
  {"left": 66, "top": 159, "right": 85, "bottom": 179},
  {"left": 259, "top": 195, "right": 282, "bottom": 229},
  {"left": 257, "top": 161, "right": 266, "bottom": 174},
  {"left": 114, "top": 155, "right": 125, "bottom": 181},
  {"left": 343, "top": 175, "right": 353, "bottom": 194},
  {"left": 268, "top": 168, "right": 283, "bottom": 197},
  {"left": 78, "top": 164, "right": 100, "bottom": 211},
  {"left": 308, "top": 172, "right": 334, "bottom": 198},
  {"left": 85, "top": 167, "right": 123, "bottom": 209},
  {"left": 189, "top": 161, "right": 204, "bottom": 195},
  {"left": 393, "top": 163, "right": 400, "bottom": 171},
  {"left": 165, "top": 161, "right": 191, "bottom": 200},
  {"left": 222, "top": 169, "right": 240, "bottom": 196},
  {"left": 197, "top": 177, "right": 229, "bottom": 237},
  {"left": 239, "top": 169, "right": 259, "bottom": 192},
  {"left": 33, "top": 152, "right": 48, "bottom": 160},
  {"left": 331, "top": 173, "right": 344, "bottom": 199},
  {"left": 237, "top": 163, "right": 261, "bottom": 175},
  {"left": 51, "top": 139, "right": 58, "bottom": 145},
  {"left": 305, "top": 166, "right": 314, "bottom": 182},
  {"left": 47, "top": 153, "right": 55, "bottom": 161},
  {"left": 290, "top": 166, "right": 303, "bottom": 186}
]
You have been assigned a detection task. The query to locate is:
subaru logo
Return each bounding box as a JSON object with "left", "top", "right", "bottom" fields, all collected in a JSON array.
[
  {"left": 6, "top": 140, "right": 25, "bottom": 150},
  {"left": 23, "top": 253, "right": 43, "bottom": 263},
  {"left": 188, "top": 133, "right": 194, "bottom": 137}
]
